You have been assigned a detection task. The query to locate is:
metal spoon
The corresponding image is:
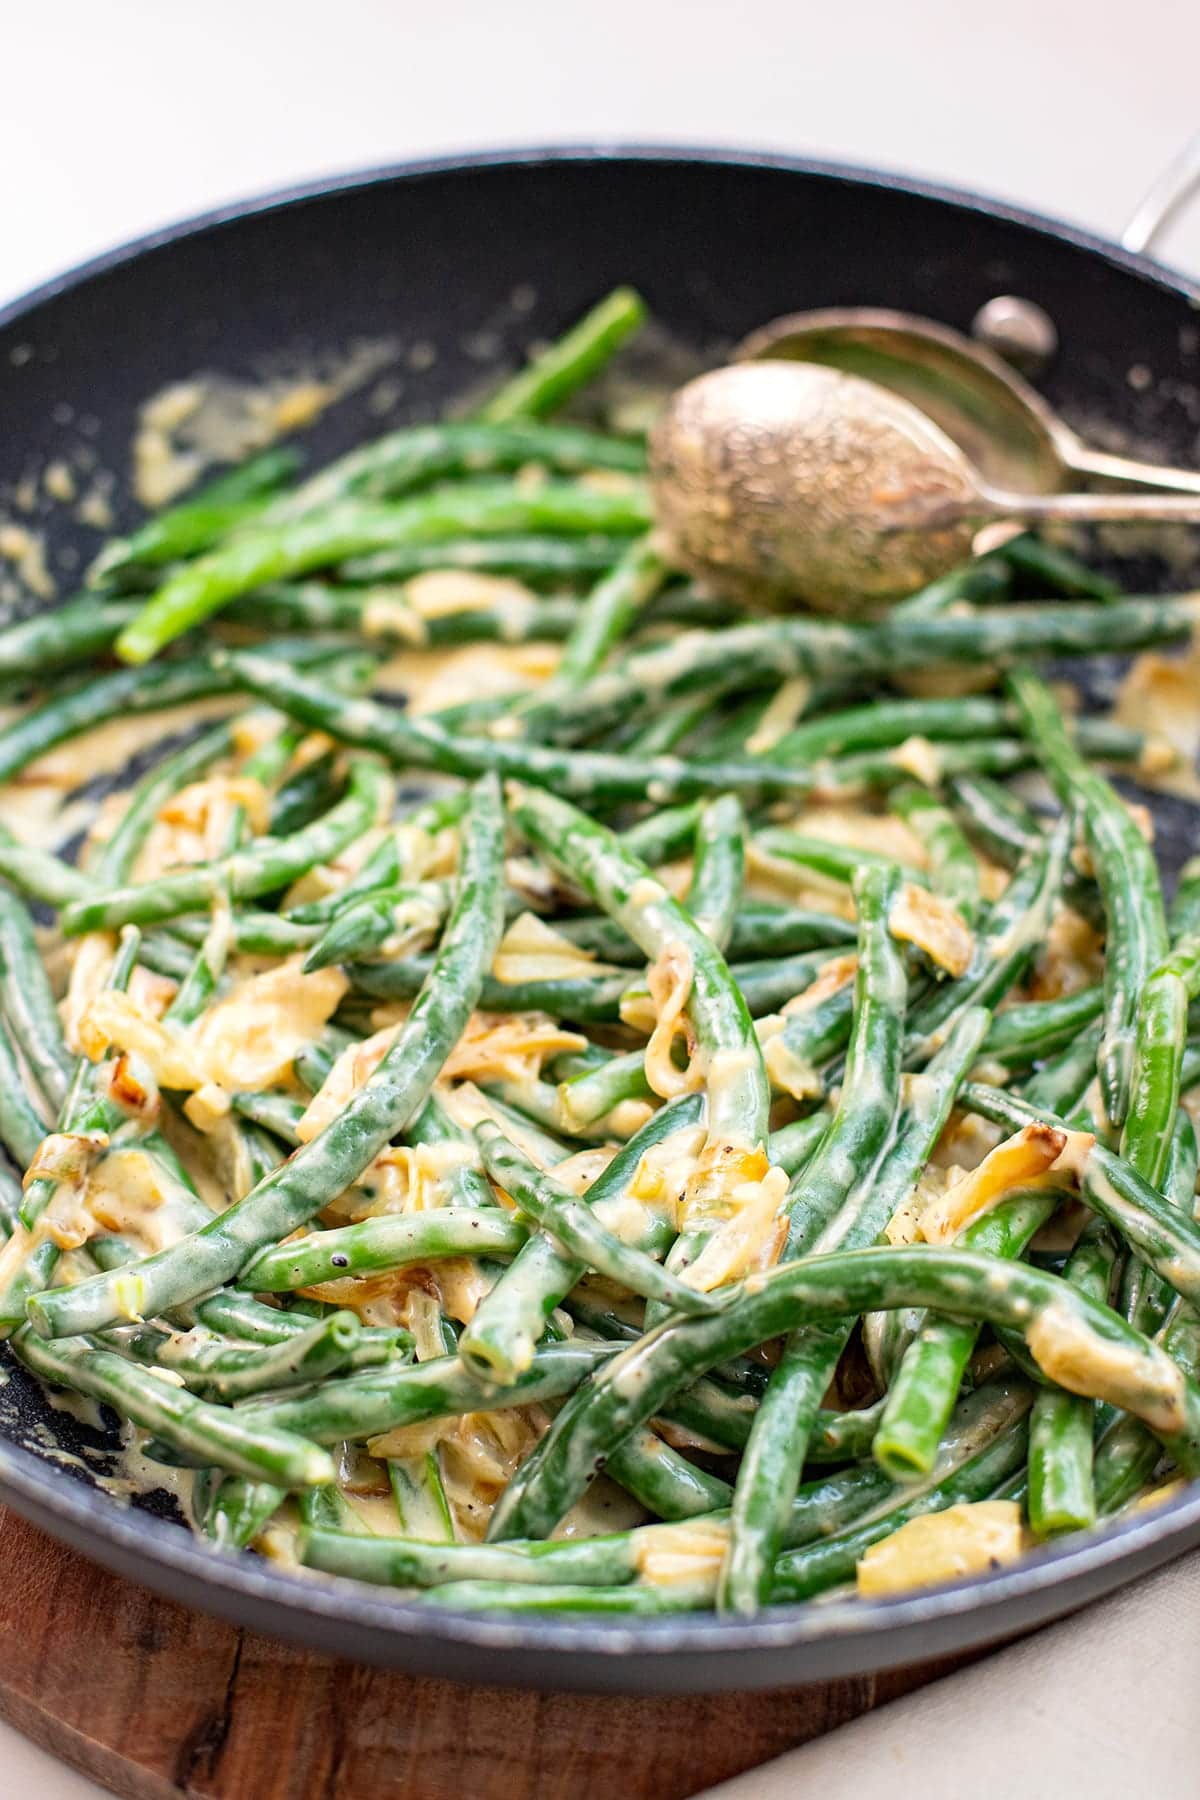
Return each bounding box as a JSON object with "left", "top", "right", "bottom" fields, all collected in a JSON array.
[
  {"left": 734, "top": 306, "right": 1200, "bottom": 500},
  {"left": 649, "top": 360, "right": 1200, "bottom": 613}
]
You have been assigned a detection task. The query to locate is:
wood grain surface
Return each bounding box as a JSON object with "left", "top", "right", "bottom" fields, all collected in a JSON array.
[{"left": 0, "top": 1504, "right": 979, "bottom": 1800}]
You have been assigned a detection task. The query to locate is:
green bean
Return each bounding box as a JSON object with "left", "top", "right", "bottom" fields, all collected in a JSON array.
[
  {"left": 904, "top": 816, "right": 1069, "bottom": 1066},
  {"left": 349, "top": 955, "right": 633, "bottom": 1022},
  {"left": 0, "top": 885, "right": 72, "bottom": 1110},
  {"left": 686, "top": 795, "right": 746, "bottom": 950},
  {"left": 91, "top": 447, "right": 302, "bottom": 583},
  {"left": 269, "top": 747, "right": 341, "bottom": 836},
  {"left": 616, "top": 792, "right": 748, "bottom": 1030},
  {"left": 339, "top": 535, "right": 632, "bottom": 584},
  {"left": 176, "top": 1286, "right": 413, "bottom": 1352},
  {"left": 480, "top": 288, "right": 647, "bottom": 422},
  {"left": 26, "top": 773, "right": 505, "bottom": 1338},
  {"left": 457, "top": 1094, "right": 704, "bottom": 1384},
  {"left": 202, "top": 1477, "right": 285, "bottom": 1551},
  {"left": 606, "top": 1428, "right": 734, "bottom": 1520},
  {"left": 1095, "top": 1281, "right": 1200, "bottom": 1511},
  {"left": 115, "top": 483, "right": 653, "bottom": 663},
  {"left": 170, "top": 908, "right": 318, "bottom": 958},
  {"left": 305, "top": 1417, "right": 899, "bottom": 1586},
  {"left": 164, "top": 899, "right": 233, "bottom": 1030},
  {"left": 1120, "top": 1109, "right": 1199, "bottom": 1339},
  {"left": 1008, "top": 669, "right": 1168, "bottom": 1127},
  {"left": 1028, "top": 1219, "right": 1118, "bottom": 1537},
  {"left": 993, "top": 532, "right": 1118, "bottom": 599},
  {"left": 556, "top": 1049, "right": 653, "bottom": 1132},
  {"left": 278, "top": 421, "right": 645, "bottom": 520},
  {"left": 0, "top": 594, "right": 141, "bottom": 680},
  {"left": 486, "top": 1240, "right": 1200, "bottom": 1543},
  {"left": 230, "top": 1090, "right": 305, "bottom": 1146},
  {"left": 0, "top": 1017, "right": 50, "bottom": 1167},
  {"left": 1121, "top": 961, "right": 1189, "bottom": 1188},
  {"left": 619, "top": 801, "right": 704, "bottom": 866},
  {"left": 962, "top": 1083, "right": 1200, "bottom": 1308},
  {"left": 889, "top": 783, "right": 980, "bottom": 924},
  {"left": 239, "top": 1208, "right": 529, "bottom": 1292},
  {"left": 946, "top": 772, "right": 1104, "bottom": 930},
  {"left": 544, "top": 536, "right": 667, "bottom": 690},
  {"left": 216, "top": 649, "right": 815, "bottom": 806},
  {"left": 755, "top": 827, "right": 926, "bottom": 890},
  {"left": 386, "top": 1449, "right": 454, "bottom": 1540},
  {"left": 99, "top": 1309, "right": 394, "bottom": 1401},
  {"left": 0, "top": 837, "right": 88, "bottom": 908},
  {"left": 766, "top": 1112, "right": 832, "bottom": 1178},
  {"left": 61, "top": 756, "right": 390, "bottom": 934},
  {"left": 1168, "top": 857, "right": 1200, "bottom": 942},
  {"left": 240, "top": 1339, "right": 615, "bottom": 1444},
  {"left": 0, "top": 659, "right": 234, "bottom": 787},
  {"left": 981, "top": 987, "right": 1105, "bottom": 1068},
  {"left": 301, "top": 882, "right": 444, "bottom": 972},
  {"left": 287, "top": 833, "right": 406, "bottom": 925},
  {"left": 234, "top": 583, "right": 612, "bottom": 649},
  {"left": 1021, "top": 1021, "right": 1104, "bottom": 1115},
  {"left": 520, "top": 599, "right": 1191, "bottom": 746},
  {"left": 474, "top": 1118, "right": 719, "bottom": 1317},
  {"left": 409, "top": 1577, "right": 720, "bottom": 1614},
  {"left": 946, "top": 771, "right": 1040, "bottom": 866},
  {"left": 873, "top": 1189, "right": 1056, "bottom": 1481},
  {"left": 12, "top": 1327, "right": 333, "bottom": 1488},
  {"left": 720, "top": 864, "right": 907, "bottom": 1613},
  {"left": 0, "top": 638, "right": 353, "bottom": 787},
  {"left": 618, "top": 697, "right": 712, "bottom": 757}
]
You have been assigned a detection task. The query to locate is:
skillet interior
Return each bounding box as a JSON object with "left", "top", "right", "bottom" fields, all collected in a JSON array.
[{"left": 0, "top": 147, "right": 1199, "bottom": 1691}]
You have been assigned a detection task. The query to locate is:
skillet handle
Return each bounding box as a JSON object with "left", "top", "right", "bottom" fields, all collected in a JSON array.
[{"left": 1122, "top": 130, "right": 1200, "bottom": 256}]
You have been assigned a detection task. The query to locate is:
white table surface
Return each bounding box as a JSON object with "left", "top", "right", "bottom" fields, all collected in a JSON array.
[{"left": 3, "top": 2, "right": 1199, "bottom": 1793}]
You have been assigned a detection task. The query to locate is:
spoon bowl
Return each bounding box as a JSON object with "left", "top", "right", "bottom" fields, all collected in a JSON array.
[{"left": 648, "top": 361, "right": 979, "bottom": 611}]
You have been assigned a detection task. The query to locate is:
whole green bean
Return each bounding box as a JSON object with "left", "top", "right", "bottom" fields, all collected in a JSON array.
[
  {"left": 115, "top": 483, "right": 653, "bottom": 663},
  {"left": 240, "top": 1208, "right": 529, "bottom": 1291},
  {"left": 239, "top": 1339, "right": 615, "bottom": 1444},
  {"left": 91, "top": 447, "right": 302, "bottom": 583},
  {"left": 1028, "top": 1219, "right": 1118, "bottom": 1537},
  {"left": 216, "top": 649, "right": 816, "bottom": 806},
  {"left": 480, "top": 288, "right": 647, "bottom": 422},
  {"left": 1008, "top": 668, "right": 1168, "bottom": 1127},
  {"left": 0, "top": 885, "right": 72, "bottom": 1110},
  {"left": 13, "top": 1327, "right": 333, "bottom": 1488},
  {"left": 517, "top": 599, "right": 1191, "bottom": 746}
]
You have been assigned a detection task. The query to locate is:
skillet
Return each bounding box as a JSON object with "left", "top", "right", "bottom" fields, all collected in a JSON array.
[{"left": 1, "top": 145, "right": 1199, "bottom": 1693}]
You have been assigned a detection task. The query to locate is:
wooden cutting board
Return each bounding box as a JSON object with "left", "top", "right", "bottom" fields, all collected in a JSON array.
[{"left": 0, "top": 1504, "right": 982, "bottom": 1800}]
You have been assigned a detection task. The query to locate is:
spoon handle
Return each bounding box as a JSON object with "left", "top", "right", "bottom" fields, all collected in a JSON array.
[
  {"left": 1065, "top": 443, "right": 1200, "bottom": 499},
  {"left": 973, "top": 486, "right": 1200, "bottom": 527}
]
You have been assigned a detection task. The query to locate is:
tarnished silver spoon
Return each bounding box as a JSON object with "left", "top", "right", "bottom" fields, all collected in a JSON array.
[
  {"left": 649, "top": 361, "right": 1200, "bottom": 614},
  {"left": 735, "top": 305, "right": 1200, "bottom": 501}
]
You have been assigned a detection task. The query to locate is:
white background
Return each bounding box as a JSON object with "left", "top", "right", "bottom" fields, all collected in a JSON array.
[{"left": 2, "top": 1, "right": 1199, "bottom": 1793}]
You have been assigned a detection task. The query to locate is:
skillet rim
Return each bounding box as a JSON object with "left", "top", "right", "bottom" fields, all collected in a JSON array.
[
  {"left": 2, "top": 140, "right": 1198, "bottom": 330},
  {"left": 0, "top": 141, "right": 1198, "bottom": 1688}
]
